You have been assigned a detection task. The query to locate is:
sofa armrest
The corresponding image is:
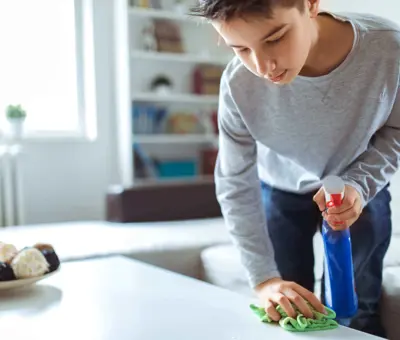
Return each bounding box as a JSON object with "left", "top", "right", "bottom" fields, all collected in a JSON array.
[{"left": 106, "top": 178, "right": 222, "bottom": 222}]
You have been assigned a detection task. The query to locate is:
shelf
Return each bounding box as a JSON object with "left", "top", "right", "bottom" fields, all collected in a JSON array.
[
  {"left": 129, "top": 6, "right": 201, "bottom": 22},
  {"left": 131, "top": 50, "right": 231, "bottom": 65},
  {"left": 133, "top": 175, "right": 215, "bottom": 186},
  {"left": 134, "top": 134, "right": 217, "bottom": 144},
  {"left": 132, "top": 92, "right": 219, "bottom": 104}
]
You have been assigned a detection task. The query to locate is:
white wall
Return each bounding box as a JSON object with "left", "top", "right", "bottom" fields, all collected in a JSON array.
[
  {"left": 323, "top": 0, "right": 400, "bottom": 230},
  {"left": 21, "top": 0, "right": 119, "bottom": 224},
  {"left": 323, "top": 0, "right": 400, "bottom": 23}
]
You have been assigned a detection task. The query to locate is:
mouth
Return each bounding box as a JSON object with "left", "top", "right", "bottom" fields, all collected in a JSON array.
[{"left": 268, "top": 70, "right": 287, "bottom": 83}]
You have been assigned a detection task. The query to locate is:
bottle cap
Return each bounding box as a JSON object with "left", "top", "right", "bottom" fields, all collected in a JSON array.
[{"left": 322, "top": 176, "right": 345, "bottom": 207}]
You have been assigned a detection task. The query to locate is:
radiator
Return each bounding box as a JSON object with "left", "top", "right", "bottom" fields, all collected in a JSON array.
[{"left": 0, "top": 145, "right": 24, "bottom": 227}]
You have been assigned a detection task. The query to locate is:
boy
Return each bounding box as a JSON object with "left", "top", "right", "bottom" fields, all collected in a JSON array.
[{"left": 191, "top": 0, "right": 399, "bottom": 337}]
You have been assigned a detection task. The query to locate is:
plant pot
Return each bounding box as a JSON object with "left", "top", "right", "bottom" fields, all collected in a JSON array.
[
  {"left": 7, "top": 118, "right": 25, "bottom": 140},
  {"left": 174, "top": 2, "right": 187, "bottom": 14}
]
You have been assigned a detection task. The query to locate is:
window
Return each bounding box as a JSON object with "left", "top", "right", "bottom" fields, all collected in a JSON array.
[{"left": 0, "top": 0, "right": 95, "bottom": 139}]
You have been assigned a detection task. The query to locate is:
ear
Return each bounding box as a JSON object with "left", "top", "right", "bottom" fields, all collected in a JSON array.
[{"left": 307, "top": 0, "right": 320, "bottom": 18}]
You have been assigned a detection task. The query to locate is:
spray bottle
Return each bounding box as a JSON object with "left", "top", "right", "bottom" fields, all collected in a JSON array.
[{"left": 322, "top": 175, "right": 358, "bottom": 323}]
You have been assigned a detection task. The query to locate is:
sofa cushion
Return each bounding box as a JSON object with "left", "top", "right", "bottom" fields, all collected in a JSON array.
[
  {"left": 381, "top": 267, "right": 400, "bottom": 340},
  {"left": 202, "top": 232, "right": 325, "bottom": 294},
  {"left": 383, "top": 235, "right": 400, "bottom": 267},
  {"left": 201, "top": 243, "right": 255, "bottom": 297},
  {"left": 389, "top": 175, "right": 400, "bottom": 235}
]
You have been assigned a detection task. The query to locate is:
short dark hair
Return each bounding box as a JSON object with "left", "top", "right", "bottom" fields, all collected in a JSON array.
[{"left": 190, "top": 0, "right": 305, "bottom": 21}]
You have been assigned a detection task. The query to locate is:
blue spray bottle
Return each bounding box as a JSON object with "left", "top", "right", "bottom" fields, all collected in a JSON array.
[{"left": 322, "top": 176, "right": 358, "bottom": 323}]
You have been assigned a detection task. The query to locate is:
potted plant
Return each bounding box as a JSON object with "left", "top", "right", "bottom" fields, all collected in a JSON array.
[{"left": 5, "top": 104, "right": 27, "bottom": 139}]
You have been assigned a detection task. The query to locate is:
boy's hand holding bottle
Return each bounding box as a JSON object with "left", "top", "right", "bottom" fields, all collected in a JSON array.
[{"left": 313, "top": 184, "right": 363, "bottom": 230}]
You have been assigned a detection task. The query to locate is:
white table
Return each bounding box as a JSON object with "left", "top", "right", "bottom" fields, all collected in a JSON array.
[{"left": 0, "top": 256, "right": 380, "bottom": 339}]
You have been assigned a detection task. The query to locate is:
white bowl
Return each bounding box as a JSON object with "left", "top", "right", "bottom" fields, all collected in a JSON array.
[{"left": 0, "top": 269, "right": 59, "bottom": 291}]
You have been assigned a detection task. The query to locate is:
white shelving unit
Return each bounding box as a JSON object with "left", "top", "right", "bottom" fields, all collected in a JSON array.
[
  {"left": 131, "top": 50, "right": 230, "bottom": 65},
  {"left": 129, "top": 6, "right": 201, "bottom": 21},
  {"left": 114, "top": 0, "right": 232, "bottom": 186},
  {"left": 135, "top": 133, "right": 218, "bottom": 144},
  {"left": 132, "top": 92, "right": 219, "bottom": 104}
]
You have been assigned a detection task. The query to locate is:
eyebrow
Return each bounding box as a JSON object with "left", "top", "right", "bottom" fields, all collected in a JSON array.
[{"left": 228, "top": 24, "right": 288, "bottom": 48}]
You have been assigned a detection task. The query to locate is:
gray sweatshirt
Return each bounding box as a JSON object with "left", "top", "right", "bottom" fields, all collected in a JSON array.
[{"left": 215, "top": 12, "right": 400, "bottom": 288}]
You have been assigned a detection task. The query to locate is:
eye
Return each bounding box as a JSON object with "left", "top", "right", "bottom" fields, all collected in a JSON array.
[
  {"left": 266, "top": 33, "right": 285, "bottom": 45},
  {"left": 237, "top": 47, "right": 249, "bottom": 53}
]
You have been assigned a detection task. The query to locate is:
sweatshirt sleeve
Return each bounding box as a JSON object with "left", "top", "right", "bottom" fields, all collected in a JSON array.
[
  {"left": 215, "top": 72, "right": 281, "bottom": 288},
  {"left": 341, "top": 85, "right": 400, "bottom": 207}
]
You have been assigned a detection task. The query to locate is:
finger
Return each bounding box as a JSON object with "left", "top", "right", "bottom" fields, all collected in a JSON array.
[
  {"left": 284, "top": 289, "right": 314, "bottom": 319},
  {"left": 323, "top": 211, "right": 340, "bottom": 222},
  {"left": 328, "top": 197, "right": 362, "bottom": 223},
  {"left": 331, "top": 215, "right": 363, "bottom": 230},
  {"left": 313, "top": 188, "right": 325, "bottom": 212},
  {"left": 328, "top": 208, "right": 358, "bottom": 222},
  {"left": 326, "top": 216, "right": 347, "bottom": 230},
  {"left": 264, "top": 300, "right": 282, "bottom": 322},
  {"left": 327, "top": 202, "right": 350, "bottom": 214},
  {"left": 330, "top": 222, "right": 349, "bottom": 231},
  {"left": 326, "top": 212, "right": 345, "bottom": 223},
  {"left": 323, "top": 213, "right": 346, "bottom": 230},
  {"left": 327, "top": 205, "right": 347, "bottom": 214},
  {"left": 293, "top": 284, "right": 326, "bottom": 315},
  {"left": 272, "top": 293, "right": 296, "bottom": 318}
]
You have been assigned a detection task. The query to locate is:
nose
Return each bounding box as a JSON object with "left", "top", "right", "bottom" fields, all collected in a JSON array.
[
  {"left": 253, "top": 52, "right": 276, "bottom": 77},
  {"left": 266, "top": 60, "right": 277, "bottom": 76}
]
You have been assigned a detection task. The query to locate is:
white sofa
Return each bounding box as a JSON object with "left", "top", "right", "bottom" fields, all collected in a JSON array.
[{"left": 0, "top": 218, "right": 399, "bottom": 338}]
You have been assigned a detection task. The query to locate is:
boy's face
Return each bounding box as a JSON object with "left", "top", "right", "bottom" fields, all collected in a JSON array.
[{"left": 212, "top": 1, "right": 319, "bottom": 84}]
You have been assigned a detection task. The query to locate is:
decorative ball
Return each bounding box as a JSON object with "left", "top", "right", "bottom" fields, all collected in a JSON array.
[
  {"left": 0, "top": 242, "right": 18, "bottom": 264},
  {"left": 11, "top": 248, "right": 50, "bottom": 279},
  {"left": 0, "top": 262, "right": 16, "bottom": 281}
]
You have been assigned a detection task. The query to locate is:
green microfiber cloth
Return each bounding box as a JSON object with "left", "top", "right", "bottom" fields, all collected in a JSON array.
[{"left": 249, "top": 303, "right": 339, "bottom": 332}]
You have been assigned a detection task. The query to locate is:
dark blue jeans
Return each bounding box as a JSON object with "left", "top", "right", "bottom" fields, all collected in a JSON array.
[{"left": 261, "top": 182, "right": 392, "bottom": 339}]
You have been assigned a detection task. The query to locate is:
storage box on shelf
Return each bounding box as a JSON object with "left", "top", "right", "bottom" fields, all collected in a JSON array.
[
  {"left": 114, "top": 0, "right": 231, "bottom": 186},
  {"left": 133, "top": 141, "right": 219, "bottom": 182}
]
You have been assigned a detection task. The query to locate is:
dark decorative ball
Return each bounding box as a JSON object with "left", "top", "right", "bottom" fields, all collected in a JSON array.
[
  {"left": 0, "top": 262, "right": 16, "bottom": 281},
  {"left": 41, "top": 249, "right": 60, "bottom": 273}
]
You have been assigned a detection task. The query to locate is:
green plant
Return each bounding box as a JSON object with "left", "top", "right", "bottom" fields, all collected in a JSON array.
[{"left": 5, "top": 104, "right": 27, "bottom": 120}]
